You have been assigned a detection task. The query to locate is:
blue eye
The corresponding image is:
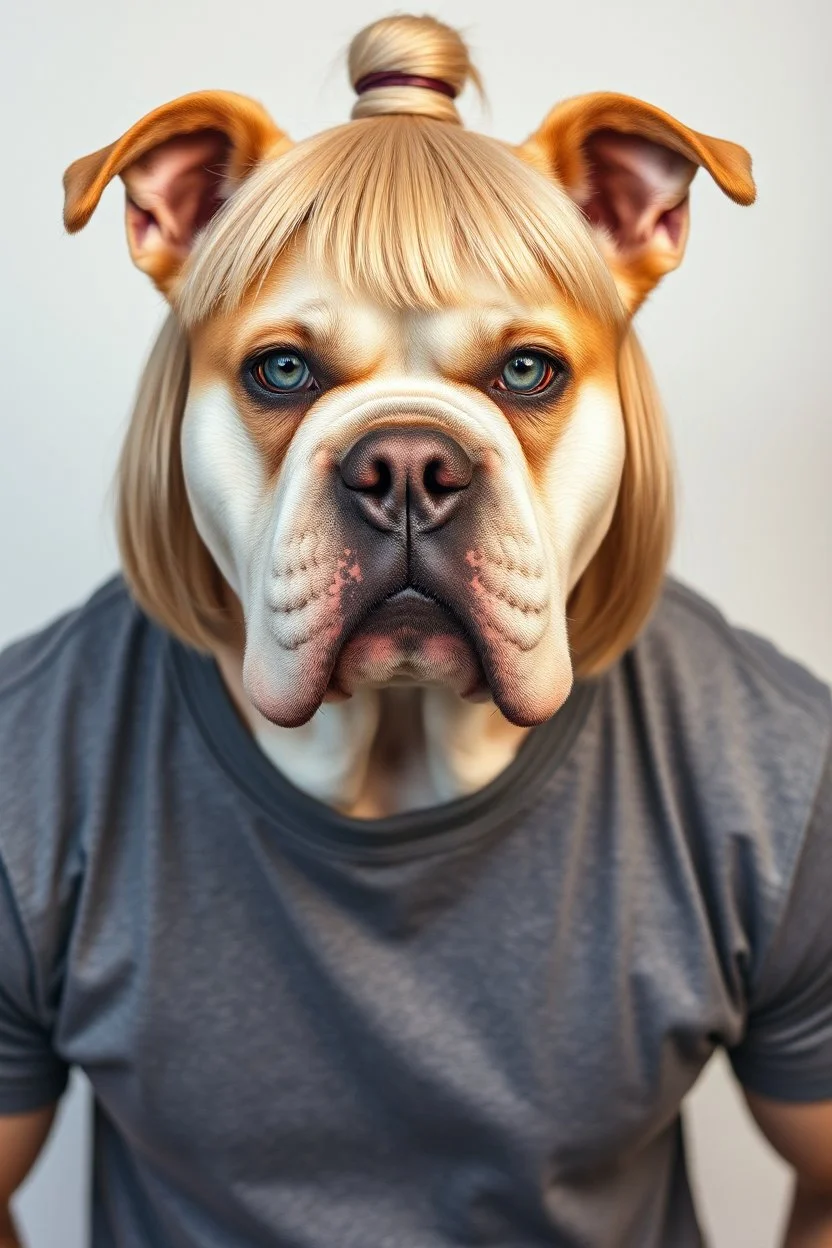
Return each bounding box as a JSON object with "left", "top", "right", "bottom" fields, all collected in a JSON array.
[
  {"left": 252, "top": 351, "right": 315, "bottom": 394},
  {"left": 496, "top": 352, "right": 558, "bottom": 395}
]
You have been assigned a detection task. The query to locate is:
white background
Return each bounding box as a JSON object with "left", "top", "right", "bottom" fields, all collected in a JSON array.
[{"left": 1, "top": 0, "right": 829, "bottom": 1244}]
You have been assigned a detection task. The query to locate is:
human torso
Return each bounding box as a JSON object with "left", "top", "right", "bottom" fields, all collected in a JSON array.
[{"left": 1, "top": 577, "right": 828, "bottom": 1248}]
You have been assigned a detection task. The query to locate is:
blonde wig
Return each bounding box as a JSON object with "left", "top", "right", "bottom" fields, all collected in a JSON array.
[{"left": 115, "top": 15, "right": 674, "bottom": 678}]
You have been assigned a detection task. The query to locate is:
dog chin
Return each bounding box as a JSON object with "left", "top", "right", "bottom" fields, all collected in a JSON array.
[{"left": 327, "top": 590, "right": 489, "bottom": 701}]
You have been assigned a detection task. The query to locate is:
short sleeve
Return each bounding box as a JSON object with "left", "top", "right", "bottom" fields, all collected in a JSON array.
[
  {"left": 0, "top": 853, "right": 69, "bottom": 1113},
  {"left": 729, "top": 737, "right": 832, "bottom": 1102}
]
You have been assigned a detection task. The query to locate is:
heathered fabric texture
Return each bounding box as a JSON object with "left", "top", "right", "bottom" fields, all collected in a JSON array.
[{"left": 0, "top": 576, "right": 831, "bottom": 1248}]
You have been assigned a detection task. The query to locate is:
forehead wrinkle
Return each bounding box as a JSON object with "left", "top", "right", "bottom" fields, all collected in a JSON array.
[
  {"left": 235, "top": 294, "right": 342, "bottom": 363},
  {"left": 472, "top": 303, "right": 583, "bottom": 348},
  {"left": 232, "top": 243, "right": 393, "bottom": 353},
  {"left": 416, "top": 301, "right": 595, "bottom": 374},
  {"left": 236, "top": 293, "right": 394, "bottom": 373},
  {"left": 245, "top": 298, "right": 335, "bottom": 339}
]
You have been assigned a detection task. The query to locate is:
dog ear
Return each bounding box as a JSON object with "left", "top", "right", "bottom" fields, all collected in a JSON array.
[
  {"left": 63, "top": 91, "right": 289, "bottom": 296},
  {"left": 519, "top": 92, "right": 755, "bottom": 313}
]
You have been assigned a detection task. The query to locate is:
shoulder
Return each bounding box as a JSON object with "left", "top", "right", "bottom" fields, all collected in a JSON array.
[
  {"left": 627, "top": 574, "right": 831, "bottom": 801},
  {"left": 0, "top": 579, "right": 172, "bottom": 1108},
  {"left": 0, "top": 572, "right": 171, "bottom": 800},
  {"left": 0, "top": 575, "right": 164, "bottom": 742},
  {"left": 615, "top": 577, "right": 831, "bottom": 982},
  {"left": 0, "top": 575, "right": 144, "bottom": 701},
  {"left": 0, "top": 577, "right": 168, "bottom": 933},
  {"left": 631, "top": 578, "right": 831, "bottom": 772},
  {"left": 639, "top": 577, "right": 830, "bottom": 724}
]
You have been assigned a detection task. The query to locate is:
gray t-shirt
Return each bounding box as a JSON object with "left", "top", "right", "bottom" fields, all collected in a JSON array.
[{"left": 1, "top": 575, "right": 831, "bottom": 1248}]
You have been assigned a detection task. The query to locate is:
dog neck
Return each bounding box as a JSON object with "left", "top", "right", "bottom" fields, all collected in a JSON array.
[{"left": 214, "top": 646, "right": 530, "bottom": 818}]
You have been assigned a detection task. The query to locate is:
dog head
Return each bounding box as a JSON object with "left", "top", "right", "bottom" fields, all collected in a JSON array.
[{"left": 64, "top": 15, "right": 754, "bottom": 729}]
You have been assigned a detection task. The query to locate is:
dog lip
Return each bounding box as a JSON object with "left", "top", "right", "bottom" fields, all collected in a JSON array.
[
  {"left": 379, "top": 586, "right": 439, "bottom": 612},
  {"left": 326, "top": 583, "right": 489, "bottom": 702},
  {"left": 357, "top": 585, "right": 468, "bottom": 636},
  {"left": 388, "top": 588, "right": 433, "bottom": 602}
]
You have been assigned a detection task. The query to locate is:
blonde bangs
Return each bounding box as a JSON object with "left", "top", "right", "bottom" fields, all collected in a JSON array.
[{"left": 176, "top": 117, "right": 624, "bottom": 329}]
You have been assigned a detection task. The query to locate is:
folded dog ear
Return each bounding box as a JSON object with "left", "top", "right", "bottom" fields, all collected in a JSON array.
[
  {"left": 63, "top": 91, "right": 289, "bottom": 296},
  {"left": 519, "top": 92, "right": 755, "bottom": 313}
]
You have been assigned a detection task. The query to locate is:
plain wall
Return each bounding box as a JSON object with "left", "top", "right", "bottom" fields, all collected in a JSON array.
[{"left": 2, "top": 0, "right": 829, "bottom": 1244}]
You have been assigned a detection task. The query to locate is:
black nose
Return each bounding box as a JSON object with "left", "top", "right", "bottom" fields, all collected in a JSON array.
[{"left": 339, "top": 428, "right": 473, "bottom": 532}]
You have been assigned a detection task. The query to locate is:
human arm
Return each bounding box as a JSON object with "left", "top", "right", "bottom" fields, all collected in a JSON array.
[
  {"left": 743, "top": 1093, "right": 832, "bottom": 1247},
  {"left": 0, "top": 853, "right": 70, "bottom": 1246},
  {"left": 728, "top": 736, "right": 832, "bottom": 1246},
  {"left": 0, "top": 1105, "right": 57, "bottom": 1248}
]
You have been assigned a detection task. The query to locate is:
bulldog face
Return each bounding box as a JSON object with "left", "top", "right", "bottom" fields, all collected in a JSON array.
[
  {"left": 62, "top": 82, "right": 753, "bottom": 742},
  {"left": 183, "top": 243, "right": 625, "bottom": 728}
]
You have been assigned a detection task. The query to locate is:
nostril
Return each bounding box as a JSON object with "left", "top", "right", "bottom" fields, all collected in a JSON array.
[
  {"left": 364, "top": 457, "right": 392, "bottom": 499},
  {"left": 423, "top": 451, "right": 473, "bottom": 496},
  {"left": 424, "top": 457, "right": 460, "bottom": 496},
  {"left": 341, "top": 447, "right": 394, "bottom": 498}
]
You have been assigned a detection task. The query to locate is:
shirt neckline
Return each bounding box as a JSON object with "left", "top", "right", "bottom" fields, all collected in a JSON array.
[{"left": 169, "top": 635, "right": 597, "bottom": 863}]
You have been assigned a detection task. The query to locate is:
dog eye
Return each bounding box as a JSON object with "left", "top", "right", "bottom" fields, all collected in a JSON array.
[
  {"left": 251, "top": 351, "right": 317, "bottom": 394},
  {"left": 494, "top": 352, "right": 560, "bottom": 396}
]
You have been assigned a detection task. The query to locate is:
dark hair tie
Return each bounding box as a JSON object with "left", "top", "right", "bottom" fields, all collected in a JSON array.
[{"left": 354, "top": 71, "right": 458, "bottom": 100}]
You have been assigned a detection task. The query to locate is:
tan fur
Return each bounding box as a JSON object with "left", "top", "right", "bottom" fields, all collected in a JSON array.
[
  {"left": 519, "top": 92, "right": 755, "bottom": 312},
  {"left": 63, "top": 91, "right": 290, "bottom": 294}
]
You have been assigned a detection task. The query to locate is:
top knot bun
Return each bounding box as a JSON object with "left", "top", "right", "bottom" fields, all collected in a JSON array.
[{"left": 348, "top": 15, "right": 478, "bottom": 124}]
